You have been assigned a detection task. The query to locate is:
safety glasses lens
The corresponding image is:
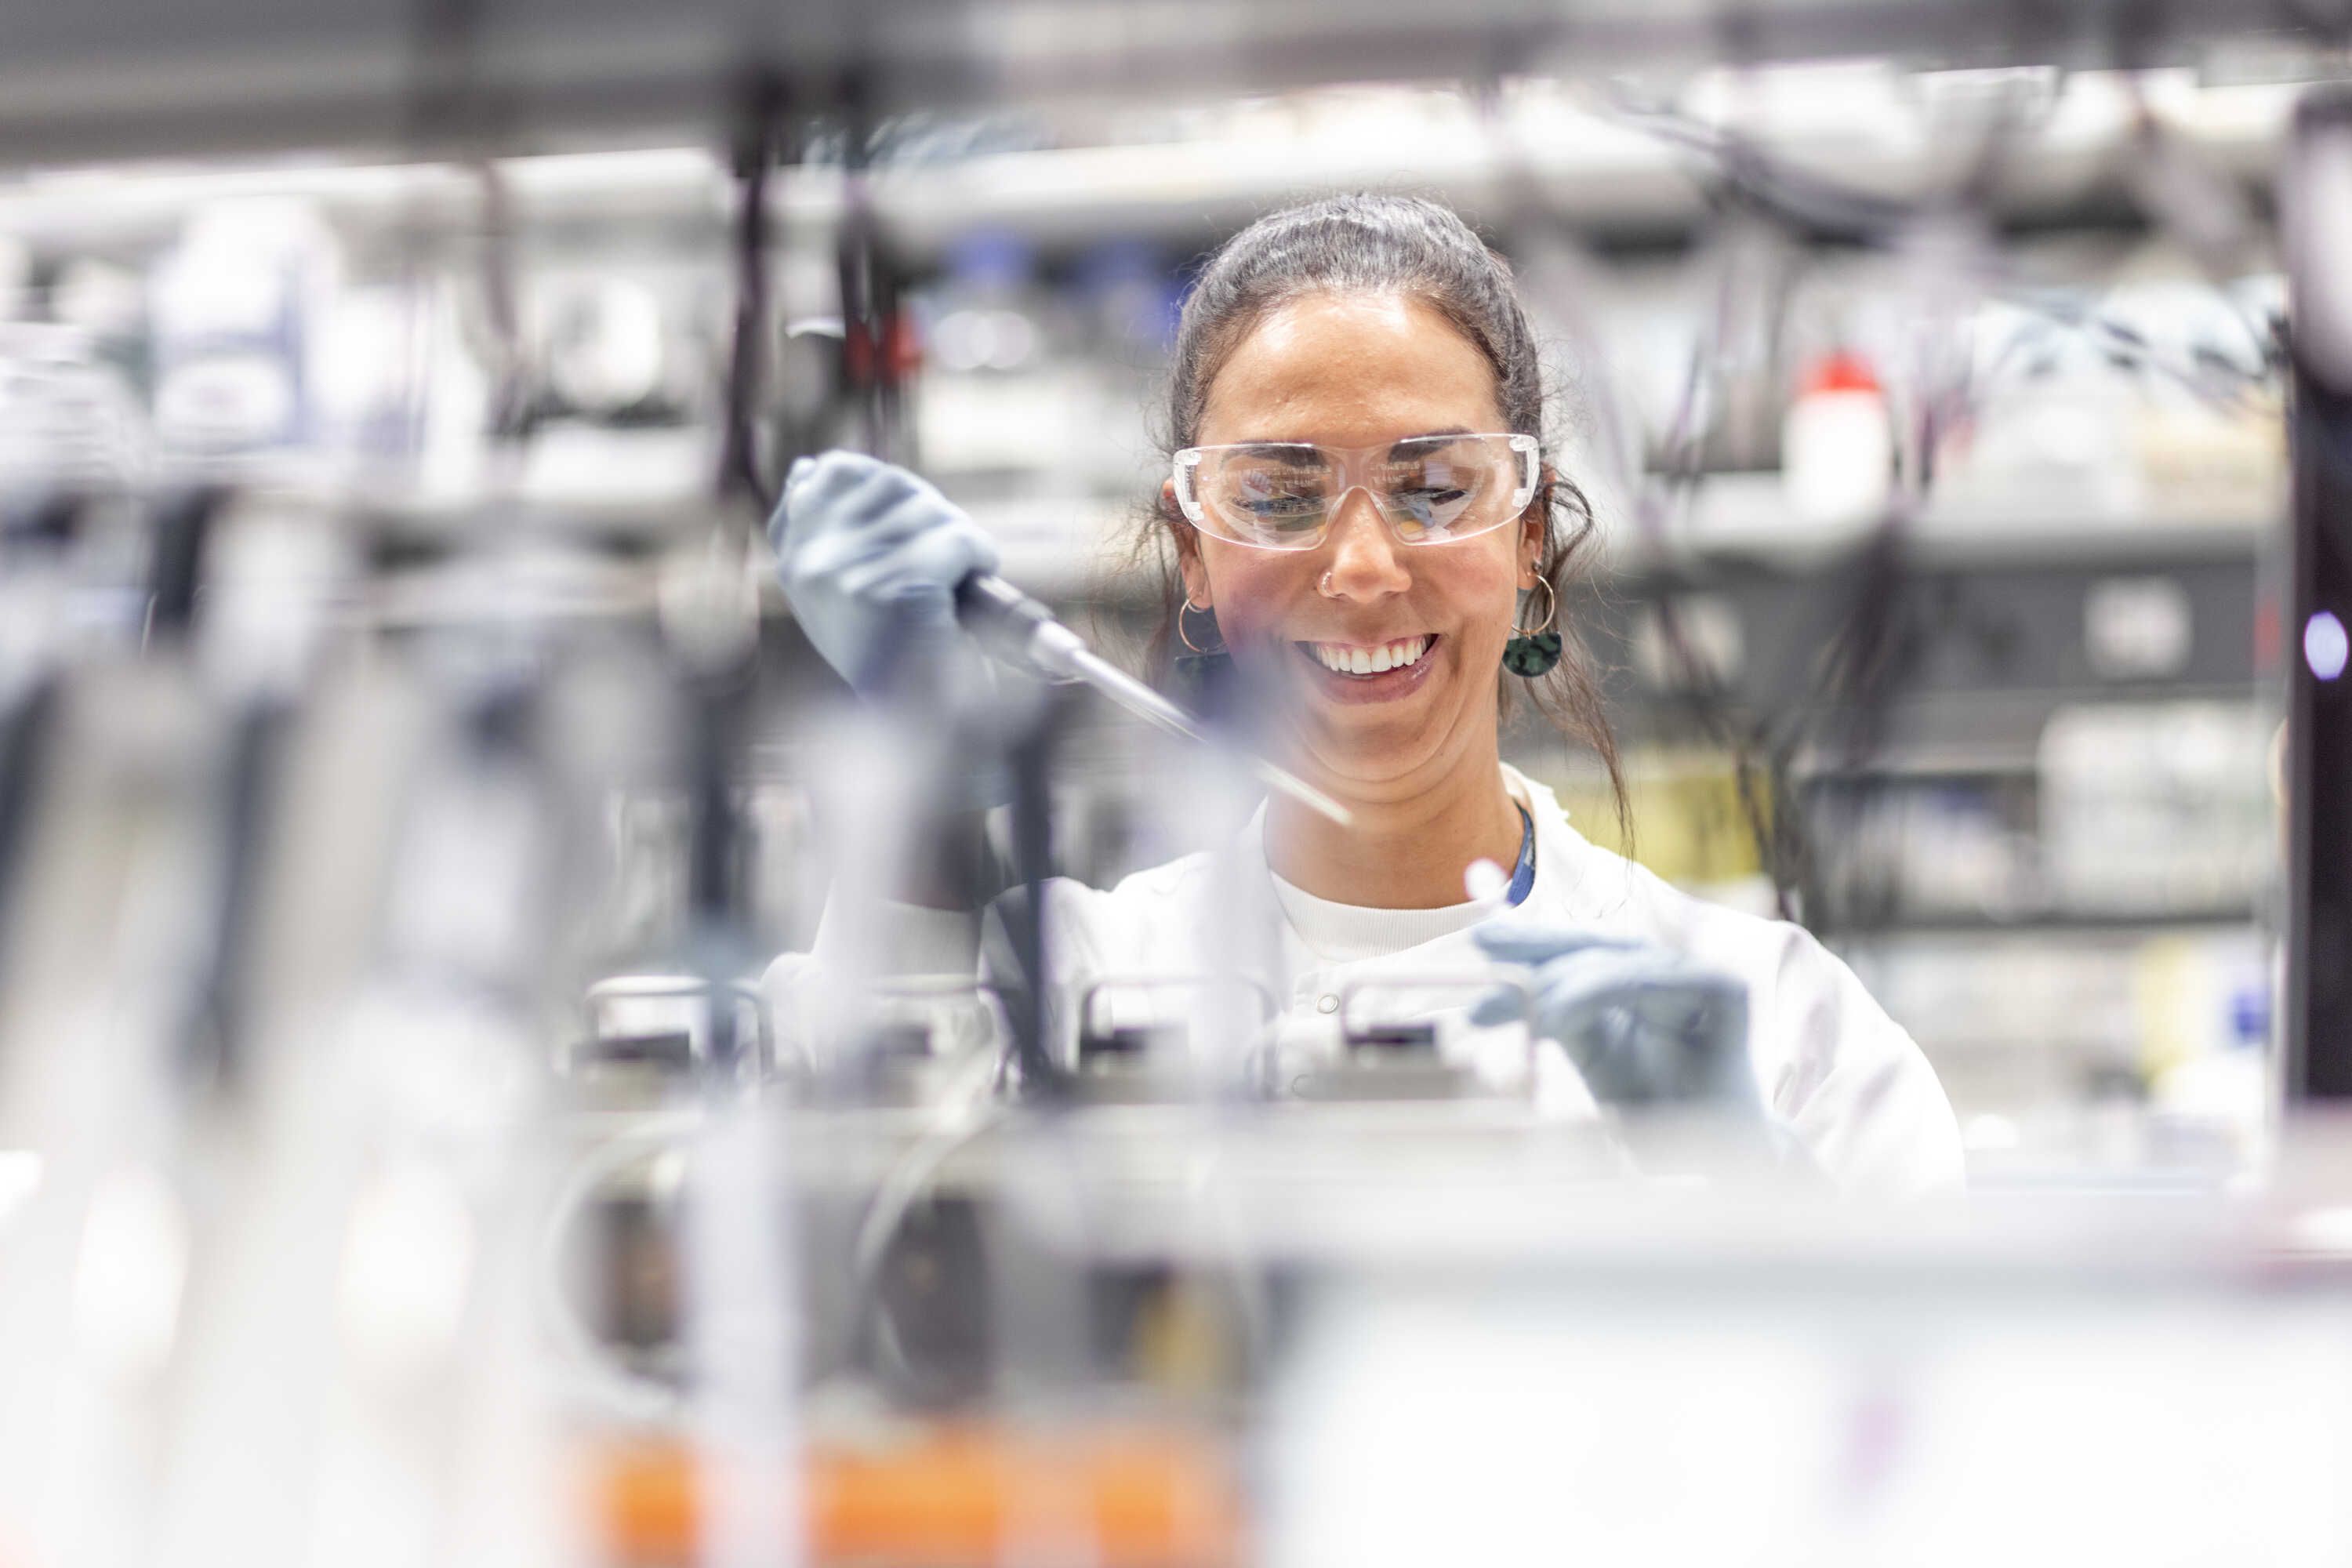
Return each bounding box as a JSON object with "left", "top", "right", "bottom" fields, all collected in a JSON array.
[
  {"left": 1374, "top": 442, "right": 1497, "bottom": 541},
  {"left": 1193, "top": 436, "right": 1522, "bottom": 549},
  {"left": 1217, "top": 455, "right": 1332, "bottom": 545}
]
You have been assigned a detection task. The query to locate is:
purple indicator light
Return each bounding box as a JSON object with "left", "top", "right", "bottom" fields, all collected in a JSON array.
[{"left": 2307, "top": 612, "right": 2350, "bottom": 681}]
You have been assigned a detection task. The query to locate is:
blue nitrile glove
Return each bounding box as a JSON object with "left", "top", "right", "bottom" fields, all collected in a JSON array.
[
  {"left": 771, "top": 451, "right": 1002, "bottom": 698},
  {"left": 1468, "top": 925, "right": 1762, "bottom": 1113}
]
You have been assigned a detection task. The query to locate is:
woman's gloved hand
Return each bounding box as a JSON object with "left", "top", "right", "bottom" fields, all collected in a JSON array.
[
  {"left": 771, "top": 451, "right": 1002, "bottom": 697},
  {"left": 1468, "top": 925, "right": 1762, "bottom": 1113}
]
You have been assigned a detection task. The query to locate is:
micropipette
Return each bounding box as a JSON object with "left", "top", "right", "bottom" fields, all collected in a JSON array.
[{"left": 953, "top": 573, "right": 1354, "bottom": 827}]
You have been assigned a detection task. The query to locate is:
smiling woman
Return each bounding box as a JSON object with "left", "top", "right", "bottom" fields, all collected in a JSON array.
[
  {"left": 1145, "top": 201, "right": 1618, "bottom": 798},
  {"left": 1156, "top": 286, "right": 1568, "bottom": 910},
  {"left": 767, "top": 194, "right": 1963, "bottom": 1196}
]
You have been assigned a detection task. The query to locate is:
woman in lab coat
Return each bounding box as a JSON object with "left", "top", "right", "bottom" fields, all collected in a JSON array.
[{"left": 770, "top": 193, "right": 1962, "bottom": 1196}]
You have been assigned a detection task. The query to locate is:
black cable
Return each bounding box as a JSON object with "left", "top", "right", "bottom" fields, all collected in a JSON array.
[
  {"left": 1599, "top": 71, "right": 2295, "bottom": 933},
  {"left": 721, "top": 73, "right": 786, "bottom": 517},
  {"left": 405, "top": 0, "right": 536, "bottom": 459},
  {"left": 477, "top": 163, "right": 531, "bottom": 449},
  {"left": 832, "top": 67, "right": 906, "bottom": 464},
  {"left": 1593, "top": 89, "right": 2027, "bottom": 927},
  {"left": 0, "top": 675, "right": 60, "bottom": 955},
  {"left": 179, "top": 700, "right": 292, "bottom": 1097},
  {"left": 1639, "top": 245, "right": 1818, "bottom": 922},
  {"left": 1608, "top": 78, "right": 2285, "bottom": 417},
  {"left": 143, "top": 485, "right": 225, "bottom": 647}
]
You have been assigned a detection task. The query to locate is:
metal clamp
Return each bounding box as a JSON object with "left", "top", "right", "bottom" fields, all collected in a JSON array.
[
  {"left": 578, "top": 974, "right": 773, "bottom": 1078},
  {"left": 1073, "top": 971, "right": 1278, "bottom": 1071},
  {"left": 1334, "top": 971, "right": 1539, "bottom": 1097},
  {"left": 861, "top": 974, "right": 1006, "bottom": 1054}
]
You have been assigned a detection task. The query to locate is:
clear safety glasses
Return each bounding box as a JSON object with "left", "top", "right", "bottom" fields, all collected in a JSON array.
[{"left": 1171, "top": 431, "right": 1541, "bottom": 552}]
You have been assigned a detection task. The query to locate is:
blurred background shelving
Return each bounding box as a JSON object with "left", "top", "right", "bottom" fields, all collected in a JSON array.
[
  {"left": 0, "top": 49, "right": 2303, "bottom": 1155},
  {"left": 22, "top": 10, "right": 2352, "bottom": 1567}
]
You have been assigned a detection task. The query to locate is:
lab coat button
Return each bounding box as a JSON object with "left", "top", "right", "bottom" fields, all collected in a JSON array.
[{"left": 1316, "top": 993, "right": 1338, "bottom": 1014}]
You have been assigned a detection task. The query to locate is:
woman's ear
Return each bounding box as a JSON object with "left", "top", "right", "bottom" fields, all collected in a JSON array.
[
  {"left": 1515, "top": 461, "right": 1563, "bottom": 590},
  {"left": 1166, "top": 479, "right": 1212, "bottom": 609},
  {"left": 1178, "top": 547, "right": 1213, "bottom": 611},
  {"left": 1516, "top": 507, "right": 1548, "bottom": 591}
]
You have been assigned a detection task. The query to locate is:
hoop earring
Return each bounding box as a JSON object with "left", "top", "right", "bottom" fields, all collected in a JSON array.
[
  {"left": 1178, "top": 597, "right": 1225, "bottom": 656},
  {"left": 1502, "top": 575, "right": 1563, "bottom": 678},
  {"left": 1512, "top": 575, "right": 1556, "bottom": 637}
]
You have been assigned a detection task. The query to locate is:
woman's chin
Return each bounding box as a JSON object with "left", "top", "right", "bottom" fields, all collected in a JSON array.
[
  {"left": 1226, "top": 647, "right": 1477, "bottom": 788},
  {"left": 1290, "top": 706, "right": 1465, "bottom": 795}
]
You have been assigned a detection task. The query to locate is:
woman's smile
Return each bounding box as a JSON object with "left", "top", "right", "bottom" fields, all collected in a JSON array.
[{"left": 1289, "top": 633, "right": 1442, "bottom": 706}]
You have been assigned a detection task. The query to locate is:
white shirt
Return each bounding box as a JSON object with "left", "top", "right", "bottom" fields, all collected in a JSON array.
[
  {"left": 768, "top": 763, "right": 1964, "bottom": 1197},
  {"left": 1269, "top": 863, "right": 1494, "bottom": 961}
]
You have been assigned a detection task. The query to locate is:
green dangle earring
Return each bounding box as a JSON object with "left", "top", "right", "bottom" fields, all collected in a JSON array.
[{"left": 1502, "top": 574, "right": 1563, "bottom": 677}]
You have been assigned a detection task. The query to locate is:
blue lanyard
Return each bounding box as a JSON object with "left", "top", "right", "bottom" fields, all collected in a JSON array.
[{"left": 1506, "top": 804, "right": 1537, "bottom": 907}]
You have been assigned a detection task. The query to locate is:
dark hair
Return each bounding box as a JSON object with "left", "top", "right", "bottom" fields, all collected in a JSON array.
[{"left": 1131, "top": 191, "right": 1630, "bottom": 844}]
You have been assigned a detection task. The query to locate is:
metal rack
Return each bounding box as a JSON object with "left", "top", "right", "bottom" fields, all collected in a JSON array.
[{"left": 0, "top": 0, "right": 2314, "bottom": 169}]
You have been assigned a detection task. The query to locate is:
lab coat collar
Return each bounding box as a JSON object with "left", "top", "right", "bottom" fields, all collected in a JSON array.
[{"left": 1227, "top": 758, "right": 1639, "bottom": 965}]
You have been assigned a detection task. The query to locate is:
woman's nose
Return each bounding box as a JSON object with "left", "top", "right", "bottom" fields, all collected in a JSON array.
[{"left": 1318, "top": 488, "right": 1411, "bottom": 599}]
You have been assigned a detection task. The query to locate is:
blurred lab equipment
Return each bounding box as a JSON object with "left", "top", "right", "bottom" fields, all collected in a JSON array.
[{"left": 0, "top": 5, "right": 2342, "bottom": 1566}]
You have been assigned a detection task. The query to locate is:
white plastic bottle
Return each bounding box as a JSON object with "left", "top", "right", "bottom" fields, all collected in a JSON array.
[{"left": 1781, "top": 350, "right": 1893, "bottom": 538}]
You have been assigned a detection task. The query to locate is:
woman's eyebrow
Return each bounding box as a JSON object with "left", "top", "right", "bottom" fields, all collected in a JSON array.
[{"left": 1215, "top": 430, "right": 1478, "bottom": 459}]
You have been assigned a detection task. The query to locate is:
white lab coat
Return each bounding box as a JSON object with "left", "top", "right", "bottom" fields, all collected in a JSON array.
[{"left": 767, "top": 763, "right": 1965, "bottom": 1197}]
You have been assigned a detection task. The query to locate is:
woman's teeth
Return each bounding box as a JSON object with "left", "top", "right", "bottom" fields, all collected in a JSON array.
[{"left": 1308, "top": 636, "right": 1430, "bottom": 676}]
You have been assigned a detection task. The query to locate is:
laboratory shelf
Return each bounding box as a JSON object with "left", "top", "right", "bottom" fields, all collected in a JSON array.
[
  {"left": 1583, "top": 540, "right": 2271, "bottom": 729},
  {"left": 0, "top": 0, "right": 2292, "bottom": 171},
  {"left": 1831, "top": 907, "right": 2261, "bottom": 937},
  {"left": 0, "top": 105, "right": 2291, "bottom": 261},
  {"left": 1610, "top": 509, "right": 2272, "bottom": 579},
  {"left": 1788, "top": 739, "right": 2047, "bottom": 780}
]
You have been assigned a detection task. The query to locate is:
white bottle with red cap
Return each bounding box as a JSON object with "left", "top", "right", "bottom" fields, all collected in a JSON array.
[{"left": 1782, "top": 350, "right": 1893, "bottom": 539}]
